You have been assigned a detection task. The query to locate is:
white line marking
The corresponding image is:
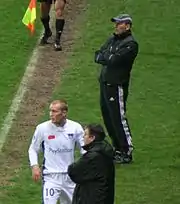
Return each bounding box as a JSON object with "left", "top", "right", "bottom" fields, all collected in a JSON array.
[
  {"left": 0, "top": 46, "right": 40, "bottom": 152},
  {"left": 0, "top": 10, "right": 55, "bottom": 152}
]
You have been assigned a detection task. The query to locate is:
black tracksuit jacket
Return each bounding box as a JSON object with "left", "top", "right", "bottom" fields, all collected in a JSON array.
[
  {"left": 68, "top": 140, "right": 115, "bottom": 204},
  {"left": 95, "top": 30, "right": 138, "bottom": 85}
]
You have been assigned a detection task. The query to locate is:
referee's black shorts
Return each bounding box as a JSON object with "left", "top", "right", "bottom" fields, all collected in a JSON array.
[{"left": 37, "top": 0, "right": 66, "bottom": 3}]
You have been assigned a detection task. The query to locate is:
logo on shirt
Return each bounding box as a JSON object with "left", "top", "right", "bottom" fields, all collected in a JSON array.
[
  {"left": 68, "top": 133, "right": 74, "bottom": 139},
  {"left": 48, "top": 135, "right": 56, "bottom": 140},
  {"left": 49, "top": 147, "right": 73, "bottom": 154}
]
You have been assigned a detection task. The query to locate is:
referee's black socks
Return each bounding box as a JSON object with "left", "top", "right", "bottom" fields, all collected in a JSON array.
[
  {"left": 55, "top": 19, "right": 65, "bottom": 43},
  {"left": 41, "top": 15, "right": 51, "bottom": 34}
]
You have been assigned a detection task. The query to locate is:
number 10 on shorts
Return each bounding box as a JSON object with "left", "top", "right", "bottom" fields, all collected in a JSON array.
[{"left": 46, "top": 188, "right": 55, "bottom": 197}]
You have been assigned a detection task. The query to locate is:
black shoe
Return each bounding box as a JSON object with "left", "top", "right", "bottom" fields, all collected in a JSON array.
[
  {"left": 40, "top": 30, "right": 52, "bottom": 45},
  {"left": 114, "top": 151, "right": 133, "bottom": 164},
  {"left": 54, "top": 41, "right": 62, "bottom": 51}
]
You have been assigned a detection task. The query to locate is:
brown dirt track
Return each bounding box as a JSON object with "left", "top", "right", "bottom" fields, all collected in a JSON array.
[{"left": 0, "top": 0, "right": 86, "bottom": 187}]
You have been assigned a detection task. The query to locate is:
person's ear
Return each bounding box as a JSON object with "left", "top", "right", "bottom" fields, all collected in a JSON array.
[
  {"left": 126, "top": 24, "right": 131, "bottom": 30},
  {"left": 90, "top": 135, "right": 95, "bottom": 141}
]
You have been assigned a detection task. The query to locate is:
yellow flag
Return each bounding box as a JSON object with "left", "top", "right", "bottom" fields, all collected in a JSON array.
[{"left": 22, "top": 0, "right": 36, "bottom": 33}]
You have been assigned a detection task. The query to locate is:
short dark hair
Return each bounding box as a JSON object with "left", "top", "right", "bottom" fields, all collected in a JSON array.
[{"left": 85, "top": 123, "right": 106, "bottom": 141}]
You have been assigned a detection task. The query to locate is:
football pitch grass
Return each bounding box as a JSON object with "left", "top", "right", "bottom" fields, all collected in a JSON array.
[
  {"left": 1, "top": 0, "right": 180, "bottom": 203},
  {"left": 0, "top": 0, "right": 41, "bottom": 127}
]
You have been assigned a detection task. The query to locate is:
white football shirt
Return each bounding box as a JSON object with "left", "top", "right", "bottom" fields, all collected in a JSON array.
[{"left": 28, "top": 119, "right": 85, "bottom": 175}]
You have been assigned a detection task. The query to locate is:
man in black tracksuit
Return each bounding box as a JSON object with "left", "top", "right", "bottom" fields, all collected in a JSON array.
[
  {"left": 94, "top": 14, "right": 139, "bottom": 164},
  {"left": 68, "top": 124, "right": 115, "bottom": 204}
]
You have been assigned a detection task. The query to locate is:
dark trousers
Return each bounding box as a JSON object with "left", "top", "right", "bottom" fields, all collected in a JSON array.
[{"left": 100, "top": 81, "right": 133, "bottom": 153}]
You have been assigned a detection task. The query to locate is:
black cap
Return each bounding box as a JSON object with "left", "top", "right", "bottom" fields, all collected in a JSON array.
[{"left": 111, "top": 13, "right": 132, "bottom": 25}]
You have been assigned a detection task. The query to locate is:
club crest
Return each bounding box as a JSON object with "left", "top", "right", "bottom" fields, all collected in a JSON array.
[{"left": 68, "top": 133, "right": 74, "bottom": 139}]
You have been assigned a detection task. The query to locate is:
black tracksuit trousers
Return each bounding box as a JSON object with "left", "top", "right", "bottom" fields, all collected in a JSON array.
[{"left": 100, "top": 81, "right": 133, "bottom": 153}]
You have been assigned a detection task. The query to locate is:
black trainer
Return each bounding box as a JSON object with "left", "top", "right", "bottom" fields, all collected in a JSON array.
[
  {"left": 114, "top": 151, "right": 133, "bottom": 164},
  {"left": 40, "top": 30, "right": 52, "bottom": 45},
  {"left": 54, "top": 41, "right": 62, "bottom": 51}
]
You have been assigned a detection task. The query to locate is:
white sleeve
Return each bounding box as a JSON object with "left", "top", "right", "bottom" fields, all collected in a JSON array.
[
  {"left": 75, "top": 124, "right": 86, "bottom": 155},
  {"left": 28, "top": 126, "right": 43, "bottom": 167}
]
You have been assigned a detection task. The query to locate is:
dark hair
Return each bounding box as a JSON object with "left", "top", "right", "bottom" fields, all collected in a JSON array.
[{"left": 85, "top": 123, "right": 106, "bottom": 141}]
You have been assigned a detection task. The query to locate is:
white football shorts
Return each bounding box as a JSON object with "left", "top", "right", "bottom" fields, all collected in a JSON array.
[{"left": 42, "top": 173, "right": 75, "bottom": 204}]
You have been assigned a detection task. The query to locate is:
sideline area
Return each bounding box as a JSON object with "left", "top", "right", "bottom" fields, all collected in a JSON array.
[{"left": 0, "top": 0, "right": 180, "bottom": 203}]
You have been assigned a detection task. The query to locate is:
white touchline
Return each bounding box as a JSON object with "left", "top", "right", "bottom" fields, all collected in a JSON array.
[
  {"left": 0, "top": 10, "right": 55, "bottom": 152},
  {"left": 0, "top": 45, "right": 40, "bottom": 152}
]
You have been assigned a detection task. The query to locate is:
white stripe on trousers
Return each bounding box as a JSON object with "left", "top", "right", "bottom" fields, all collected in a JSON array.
[{"left": 118, "top": 86, "right": 133, "bottom": 150}]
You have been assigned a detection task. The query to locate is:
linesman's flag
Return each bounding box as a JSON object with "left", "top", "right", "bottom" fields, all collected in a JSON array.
[{"left": 22, "top": 0, "right": 36, "bottom": 34}]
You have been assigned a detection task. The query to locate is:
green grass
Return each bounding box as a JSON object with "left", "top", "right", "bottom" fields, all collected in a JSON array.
[
  {"left": 0, "top": 0, "right": 41, "bottom": 126},
  {"left": 1, "top": 0, "right": 180, "bottom": 203}
]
